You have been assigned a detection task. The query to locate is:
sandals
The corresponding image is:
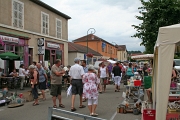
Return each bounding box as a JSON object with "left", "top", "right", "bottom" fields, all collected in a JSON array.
[
  {"left": 91, "top": 113, "right": 98, "bottom": 117},
  {"left": 71, "top": 108, "right": 76, "bottom": 112},
  {"left": 33, "top": 103, "right": 39, "bottom": 106},
  {"left": 53, "top": 105, "right": 57, "bottom": 108},
  {"left": 59, "top": 104, "right": 65, "bottom": 108},
  {"left": 82, "top": 98, "right": 86, "bottom": 102},
  {"left": 79, "top": 105, "right": 86, "bottom": 108}
]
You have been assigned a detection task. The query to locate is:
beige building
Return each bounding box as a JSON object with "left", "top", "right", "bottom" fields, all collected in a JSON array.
[
  {"left": 0, "top": 0, "right": 71, "bottom": 71},
  {"left": 68, "top": 42, "right": 102, "bottom": 65},
  {"left": 117, "top": 45, "right": 128, "bottom": 61}
]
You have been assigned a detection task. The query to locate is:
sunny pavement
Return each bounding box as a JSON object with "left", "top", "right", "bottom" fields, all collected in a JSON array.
[{"left": 0, "top": 84, "right": 141, "bottom": 120}]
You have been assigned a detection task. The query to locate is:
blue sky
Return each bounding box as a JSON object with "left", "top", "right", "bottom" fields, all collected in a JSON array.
[{"left": 42, "top": 0, "right": 145, "bottom": 51}]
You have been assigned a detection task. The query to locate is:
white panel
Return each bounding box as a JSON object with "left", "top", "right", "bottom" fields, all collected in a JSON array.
[
  {"left": 0, "top": 59, "right": 4, "bottom": 69},
  {"left": 15, "top": 61, "right": 20, "bottom": 69}
]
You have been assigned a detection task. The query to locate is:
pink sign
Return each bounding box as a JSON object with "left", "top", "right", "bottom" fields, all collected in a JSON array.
[{"left": 0, "top": 35, "right": 19, "bottom": 43}]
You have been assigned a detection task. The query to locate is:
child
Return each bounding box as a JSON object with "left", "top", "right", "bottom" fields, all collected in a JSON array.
[{"left": 2, "top": 86, "right": 8, "bottom": 97}]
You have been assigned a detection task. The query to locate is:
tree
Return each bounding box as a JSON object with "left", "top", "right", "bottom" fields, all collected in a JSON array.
[{"left": 132, "top": 0, "right": 180, "bottom": 53}]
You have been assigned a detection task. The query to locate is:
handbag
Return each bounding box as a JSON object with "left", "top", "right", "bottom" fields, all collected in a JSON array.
[
  {"left": 104, "top": 79, "right": 109, "bottom": 85},
  {"left": 170, "top": 81, "right": 177, "bottom": 88}
]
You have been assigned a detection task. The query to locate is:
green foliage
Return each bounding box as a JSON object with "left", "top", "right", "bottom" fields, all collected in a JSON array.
[
  {"left": 174, "top": 55, "right": 180, "bottom": 59},
  {"left": 132, "top": 0, "right": 180, "bottom": 53},
  {"left": 128, "top": 50, "right": 142, "bottom": 54}
]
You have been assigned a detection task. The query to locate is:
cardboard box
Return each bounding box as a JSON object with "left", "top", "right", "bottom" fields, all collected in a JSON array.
[{"left": 23, "top": 91, "right": 33, "bottom": 102}]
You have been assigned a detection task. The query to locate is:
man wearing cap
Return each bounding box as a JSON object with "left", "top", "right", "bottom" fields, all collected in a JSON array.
[{"left": 69, "top": 58, "right": 86, "bottom": 112}]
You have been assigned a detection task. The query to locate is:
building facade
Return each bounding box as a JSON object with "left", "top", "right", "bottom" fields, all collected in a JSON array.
[
  {"left": 68, "top": 42, "right": 102, "bottom": 65},
  {"left": 117, "top": 45, "right": 128, "bottom": 61},
  {"left": 0, "top": 0, "right": 71, "bottom": 72},
  {"left": 73, "top": 34, "right": 117, "bottom": 60}
]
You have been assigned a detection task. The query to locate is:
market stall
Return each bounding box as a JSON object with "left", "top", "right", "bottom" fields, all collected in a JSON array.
[{"left": 152, "top": 24, "right": 180, "bottom": 120}]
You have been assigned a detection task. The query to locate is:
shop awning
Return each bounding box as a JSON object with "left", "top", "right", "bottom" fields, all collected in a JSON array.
[
  {"left": 131, "top": 54, "right": 154, "bottom": 60},
  {"left": 0, "top": 30, "right": 30, "bottom": 40}
]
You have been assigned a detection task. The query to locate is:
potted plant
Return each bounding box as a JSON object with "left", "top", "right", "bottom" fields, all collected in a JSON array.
[{"left": 86, "top": 53, "right": 94, "bottom": 58}]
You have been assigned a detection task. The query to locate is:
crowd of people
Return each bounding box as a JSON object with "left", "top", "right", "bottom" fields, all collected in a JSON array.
[{"left": 0, "top": 58, "right": 154, "bottom": 117}]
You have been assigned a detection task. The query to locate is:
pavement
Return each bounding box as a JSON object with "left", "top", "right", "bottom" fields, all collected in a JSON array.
[{"left": 0, "top": 84, "right": 142, "bottom": 120}]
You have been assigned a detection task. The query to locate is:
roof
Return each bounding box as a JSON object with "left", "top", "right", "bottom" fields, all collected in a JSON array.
[
  {"left": 30, "top": 0, "right": 71, "bottom": 19},
  {"left": 0, "top": 30, "right": 30, "bottom": 40},
  {"left": 68, "top": 42, "right": 102, "bottom": 56},
  {"left": 131, "top": 53, "right": 144, "bottom": 56},
  {"left": 73, "top": 34, "right": 116, "bottom": 47},
  {"left": 117, "top": 45, "right": 126, "bottom": 51}
]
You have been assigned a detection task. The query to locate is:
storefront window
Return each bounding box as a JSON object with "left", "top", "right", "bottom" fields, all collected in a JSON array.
[
  {"left": 0, "top": 44, "right": 4, "bottom": 51},
  {"left": 56, "top": 50, "right": 62, "bottom": 60},
  {"left": 45, "top": 49, "right": 50, "bottom": 61},
  {"left": 15, "top": 46, "right": 24, "bottom": 60},
  {"left": 6, "top": 45, "right": 14, "bottom": 52}
]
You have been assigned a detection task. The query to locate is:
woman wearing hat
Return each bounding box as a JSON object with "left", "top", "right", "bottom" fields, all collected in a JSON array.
[{"left": 82, "top": 65, "right": 100, "bottom": 116}]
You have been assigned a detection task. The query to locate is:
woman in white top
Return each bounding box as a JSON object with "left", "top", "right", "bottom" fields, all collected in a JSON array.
[
  {"left": 19, "top": 64, "right": 25, "bottom": 90},
  {"left": 24, "top": 67, "right": 30, "bottom": 86},
  {"left": 98, "top": 62, "right": 108, "bottom": 93}
]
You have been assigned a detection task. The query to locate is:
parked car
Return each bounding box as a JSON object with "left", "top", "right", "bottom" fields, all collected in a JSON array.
[{"left": 174, "top": 59, "right": 180, "bottom": 72}]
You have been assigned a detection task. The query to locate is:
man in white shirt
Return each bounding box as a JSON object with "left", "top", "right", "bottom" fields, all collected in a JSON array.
[{"left": 69, "top": 58, "right": 85, "bottom": 112}]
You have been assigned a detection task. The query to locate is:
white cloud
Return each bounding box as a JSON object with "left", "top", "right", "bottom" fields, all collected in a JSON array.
[{"left": 42, "top": 0, "right": 144, "bottom": 51}]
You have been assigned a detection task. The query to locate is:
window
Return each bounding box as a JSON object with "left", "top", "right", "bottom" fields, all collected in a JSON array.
[
  {"left": 56, "top": 19, "right": 62, "bottom": 39},
  {"left": 102, "top": 47, "right": 104, "bottom": 52},
  {"left": 41, "top": 12, "right": 49, "bottom": 35},
  {"left": 0, "top": 44, "right": 4, "bottom": 51},
  {"left": 6, "top": 45, "right": 14, "bottom": 52},
  {"left": 56, "top": 50, "right": 62, "bottom": 60},
  {"left": 45, "top": 49, "right": 50, "bottom": 61},
  {"left": 15, "top": 46, "right": 24, "bottom": 59},
  {"left": 12, "top": 0, "right": 24, "bottom": 28}
]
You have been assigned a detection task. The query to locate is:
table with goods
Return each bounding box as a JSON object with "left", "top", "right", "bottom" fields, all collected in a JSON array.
[{"left": 117, "top": 73, "right": 145, "bottom": 115}]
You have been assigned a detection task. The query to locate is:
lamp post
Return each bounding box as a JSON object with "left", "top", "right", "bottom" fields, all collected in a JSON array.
[
  {"left": 86, "top": 28, "right": 96, "bottom": 64},
  {"left": 112, "top": 42, "right": 117, "bottom": 60}
]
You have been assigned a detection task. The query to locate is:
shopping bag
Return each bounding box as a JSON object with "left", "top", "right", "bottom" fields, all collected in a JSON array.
[{"left": 67, "top": 85, "right": 72, "bottom": 97}]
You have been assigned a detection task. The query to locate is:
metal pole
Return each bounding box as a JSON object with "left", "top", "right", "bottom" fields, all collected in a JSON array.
[
  {"left": 48, "top": 107, "right": 53, "bottom": 120},
  {"left": 86, "top": 28, "right": 96, "bottom": 64}
]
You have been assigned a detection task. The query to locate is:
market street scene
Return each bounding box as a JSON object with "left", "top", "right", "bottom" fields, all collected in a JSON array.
[{"left": 0, "top": 0, "right": 180, "bottom": 120}]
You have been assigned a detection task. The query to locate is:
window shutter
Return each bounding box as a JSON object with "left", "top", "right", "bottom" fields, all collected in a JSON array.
[{"left": 12, "top": 0, "right": 24, "bottom": 28}]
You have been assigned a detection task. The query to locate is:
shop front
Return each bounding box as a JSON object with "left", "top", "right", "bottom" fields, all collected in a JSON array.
[
  {"left": 43, "top": 41, "right": 64, "bottom": 67},
  {"left": 0, "top": 35, "right": 29, "bottom": 73}
]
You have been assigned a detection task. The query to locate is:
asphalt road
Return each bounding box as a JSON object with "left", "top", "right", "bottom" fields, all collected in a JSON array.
[{"left": 0, "top": 85, "right": 141, "bottom": 120}]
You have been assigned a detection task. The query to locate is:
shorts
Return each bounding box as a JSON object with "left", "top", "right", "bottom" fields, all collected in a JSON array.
[
  {"left": 100, "top": 78, "right": 107, "bottom": 85},
  {"left": 71, "top": 79, "right": 83, "bottom": 95},
  {"left": 39, "top": 81, "right": 47, "bottom": 90},
  {"left": 50, "top": 84, "right": 62, "bottom": 96}
]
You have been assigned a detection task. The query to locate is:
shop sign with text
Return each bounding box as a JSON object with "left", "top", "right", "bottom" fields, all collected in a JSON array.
[
  {"left": 0, "top": 35, "right": 19, "bottom": 43},
  {"left": 47, "top": 42, "right": 60, "bottom": 48}
]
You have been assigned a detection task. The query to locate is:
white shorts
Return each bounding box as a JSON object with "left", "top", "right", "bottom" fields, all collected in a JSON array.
[
  {"left": 88, "top": 98, "right": 98, "bottom": 105},
  {"left": 114, "top": 76, "right": 121, "bottom": 86}
]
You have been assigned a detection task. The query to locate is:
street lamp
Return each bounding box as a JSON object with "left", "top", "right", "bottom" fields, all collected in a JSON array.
[
  {"left": 86, "top": 28, "right": 96, "bottom": 64},
  {"left": 87, "top": 28, "right": 96, "bottom": 54}
]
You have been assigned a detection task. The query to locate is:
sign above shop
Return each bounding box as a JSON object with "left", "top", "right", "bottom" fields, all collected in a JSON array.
[
  {"left": 0, "top": 35, "right": 19, "bottom": 43},
  {"left": 37, "top": 38, "right": 45, "bottom": 55},
  {"left": 47, "top": 42, "right": 60, "bottom": 48}
]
